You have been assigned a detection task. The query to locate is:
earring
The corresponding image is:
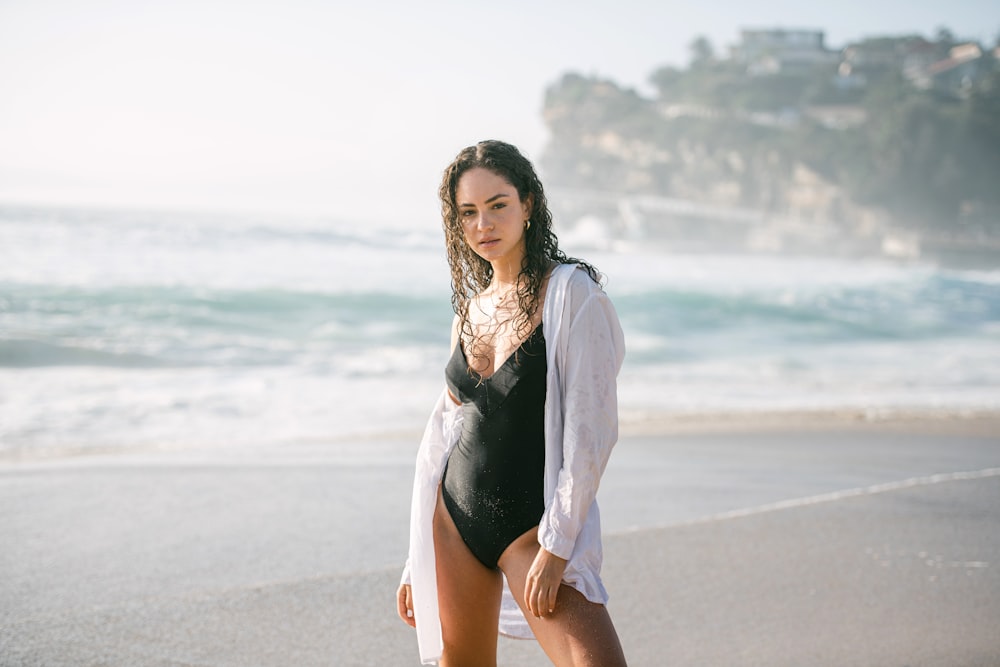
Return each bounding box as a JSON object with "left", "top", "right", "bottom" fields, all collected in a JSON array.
[{"left": 524, "top": 219, "right": 531, "bottom": 230}]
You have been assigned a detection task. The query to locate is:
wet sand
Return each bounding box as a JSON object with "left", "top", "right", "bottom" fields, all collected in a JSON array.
[{"left": 2, "top": 415, "right": 999, "bottom": 666}]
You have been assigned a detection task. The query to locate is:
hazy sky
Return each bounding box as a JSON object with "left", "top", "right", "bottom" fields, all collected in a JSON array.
[{"left": 1, "top": 0, "right": 996, "bottom": 226}]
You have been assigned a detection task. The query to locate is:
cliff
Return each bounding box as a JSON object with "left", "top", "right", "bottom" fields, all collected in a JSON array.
[{"left": 540, "top": 33, "right": 1000, "bottom": 259}]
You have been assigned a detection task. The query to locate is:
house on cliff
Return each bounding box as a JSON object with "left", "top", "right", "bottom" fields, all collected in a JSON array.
[
  {"left": 909, "top": 43, "right": 995, "bottom": 98},
  {"left": 730, "top": 28, "right": 840, "bottom": 75}
]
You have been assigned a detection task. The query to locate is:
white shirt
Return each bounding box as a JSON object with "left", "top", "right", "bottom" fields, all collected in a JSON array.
[{"left": 401, "top": 263, "right": 626, "bottom": 665}]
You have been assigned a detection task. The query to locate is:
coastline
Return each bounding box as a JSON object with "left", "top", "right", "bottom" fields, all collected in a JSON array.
[
  {"left": 3, "top": 406, "right": 998, "bottom": 466},
  {"left": 619, "top": 406, "right": 1000, "bottom": 437}
]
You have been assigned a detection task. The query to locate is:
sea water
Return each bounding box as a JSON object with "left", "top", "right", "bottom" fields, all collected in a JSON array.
[{"left": 1, "top": 205, "right": 998, "bottom": 457}]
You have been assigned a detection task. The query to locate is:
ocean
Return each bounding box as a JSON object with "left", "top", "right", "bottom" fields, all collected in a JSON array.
[{"left": 2, "top": 205, "right": 998, "bottom": 457}]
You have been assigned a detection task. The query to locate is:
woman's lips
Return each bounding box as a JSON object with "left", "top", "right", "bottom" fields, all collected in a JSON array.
[{"left": 480, "top": 238, "right": 499, "bottom": 247}]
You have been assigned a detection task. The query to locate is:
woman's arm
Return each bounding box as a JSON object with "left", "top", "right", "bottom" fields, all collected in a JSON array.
[
  {"left": 538, "top": 289, "right": 625, "bottom": 560},
  {"left": 396, "top": 315, "right": 466, "bottom": 629}
]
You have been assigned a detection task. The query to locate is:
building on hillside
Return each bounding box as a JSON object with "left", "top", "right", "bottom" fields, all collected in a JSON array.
[
  {"left": 837, "top": 36, "right": 937, "bottom": 88},
  {"left": 731, "top": 29, "right": 840, "bottom": 75},
  {"left": 900, "top": 39, "right": 944, "bottom": 82},
  {"left": 910, "top": 43, "right": 992, "bottom": 97}
]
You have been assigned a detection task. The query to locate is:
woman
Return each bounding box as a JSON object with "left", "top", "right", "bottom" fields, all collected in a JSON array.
[{"left": 397, "top": 140, "right": 628, "bottom": 666}]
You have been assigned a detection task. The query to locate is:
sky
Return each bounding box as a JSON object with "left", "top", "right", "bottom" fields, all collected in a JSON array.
[{"left": 0, "top": 0, "right": 997, "bottom": 227}]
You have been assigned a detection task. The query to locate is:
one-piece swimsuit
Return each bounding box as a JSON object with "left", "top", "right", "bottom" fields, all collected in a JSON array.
[{"left": 441, "top": 325, "right": 547, "bottom": 570}]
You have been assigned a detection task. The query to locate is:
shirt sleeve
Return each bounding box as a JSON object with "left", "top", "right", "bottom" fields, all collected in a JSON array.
[{"left": 538, "top": 289, "right": 625, "bottom": 559}]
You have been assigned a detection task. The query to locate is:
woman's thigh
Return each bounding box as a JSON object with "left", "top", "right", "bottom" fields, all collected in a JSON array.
[
  {"left": 432, "top": 487, "right": 504, "bottom": 667},
  {"left": 498, "top": 529, "right": 627, "bottom": 667}
]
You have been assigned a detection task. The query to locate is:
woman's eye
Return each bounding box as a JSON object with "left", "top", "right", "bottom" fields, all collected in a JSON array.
[{"left": 493, "top": 203, "right": 506, "bottom": 209}]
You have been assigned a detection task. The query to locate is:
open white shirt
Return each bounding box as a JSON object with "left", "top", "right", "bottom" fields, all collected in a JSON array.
[{"left": 401, "top": 263, "right": 626, "bottom": 665}]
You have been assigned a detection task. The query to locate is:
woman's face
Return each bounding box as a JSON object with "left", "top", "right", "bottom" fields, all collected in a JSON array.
[{"left": 455, "top": 167, "right": 533, "bottom": 268}]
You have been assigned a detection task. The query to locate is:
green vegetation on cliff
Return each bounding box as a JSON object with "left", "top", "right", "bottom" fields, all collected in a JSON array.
[{"left": 541, "top": 31, "right": 1000, "bottom": 238}]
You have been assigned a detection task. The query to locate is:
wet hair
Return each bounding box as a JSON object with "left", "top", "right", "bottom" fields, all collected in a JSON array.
[{"left": 439, "top": 140, "right": 600, "bottom": 366}]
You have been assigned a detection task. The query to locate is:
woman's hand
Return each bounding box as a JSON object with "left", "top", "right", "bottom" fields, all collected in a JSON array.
[
  {"left": 524, "top": 547, "right": 568, "bottom": 617},
  {"left": 396, "top": 583, "right": 415, "bottom": 627}
]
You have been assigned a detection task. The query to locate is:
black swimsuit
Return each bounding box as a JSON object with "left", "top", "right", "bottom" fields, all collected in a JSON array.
[{"left": 441, "top": 326, "right": 547, "bottom": 570}]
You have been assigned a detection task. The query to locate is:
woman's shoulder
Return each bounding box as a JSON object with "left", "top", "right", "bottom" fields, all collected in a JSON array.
[
  {"left": 543, "top": 263, "right": 612, "bottom": 324},
  {"left": 556, "top": 262, "right": 606, "bottom": 298}
]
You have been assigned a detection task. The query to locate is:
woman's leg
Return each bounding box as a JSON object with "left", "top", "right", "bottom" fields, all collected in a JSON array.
[
  {"left": 433, "top": 488, "right": 504, "bottom": 667},
  {"left": 498, "top": 528, "right": 628, "bottom": 667}
]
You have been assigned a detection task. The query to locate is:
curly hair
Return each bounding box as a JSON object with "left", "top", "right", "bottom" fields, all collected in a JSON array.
[{"left": 439, "top": 140, "right": 600, "bottom": 367}]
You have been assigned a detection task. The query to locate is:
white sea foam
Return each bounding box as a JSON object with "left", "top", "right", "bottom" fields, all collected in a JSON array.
[{"left": 2, "top": 205, "right": 998, "bottom": 455}]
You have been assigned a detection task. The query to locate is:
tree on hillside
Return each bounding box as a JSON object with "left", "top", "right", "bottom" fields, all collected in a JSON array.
[
  {"left": 689, "top": 35, "right": 715, "bottom": 68},
  {"left": 958, "top": 68, "right": 1000, "bottom": 230},
  {"left": 935, "top": 26, "right": 956, "bottom": 47},
  {"left": 649, "top": 66, "right": 684, "bottom": 100}
]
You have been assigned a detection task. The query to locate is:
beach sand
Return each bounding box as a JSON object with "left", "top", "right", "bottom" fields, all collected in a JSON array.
[{"left": 3, "top": 413, "right": 999, "bottom": 666}]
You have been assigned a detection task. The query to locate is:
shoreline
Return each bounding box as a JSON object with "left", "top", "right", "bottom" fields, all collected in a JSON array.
[
  {"left": 619, "top": 406, "right": 1000, "bottom": 437},
  {"left": 2, "top": 406, "right": 998, "bottom": 465}
]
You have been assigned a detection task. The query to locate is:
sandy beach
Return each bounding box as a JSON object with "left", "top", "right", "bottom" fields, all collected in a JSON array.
[{"left": 3, "top": 413, "right": 999, "bottom": 666}]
